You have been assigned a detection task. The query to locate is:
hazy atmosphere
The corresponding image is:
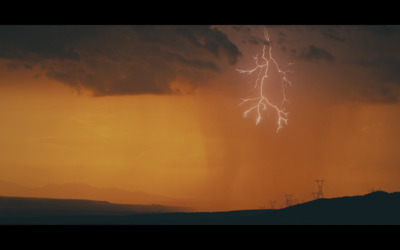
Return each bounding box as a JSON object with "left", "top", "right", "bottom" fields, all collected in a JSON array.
[{"left": 1, "top": 25, "right": 400, "bottom": 212}]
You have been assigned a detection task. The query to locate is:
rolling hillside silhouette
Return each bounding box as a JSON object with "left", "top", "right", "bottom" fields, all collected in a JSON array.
[{"left": 0, "top": 191, "right": 399, "bottom": 224}]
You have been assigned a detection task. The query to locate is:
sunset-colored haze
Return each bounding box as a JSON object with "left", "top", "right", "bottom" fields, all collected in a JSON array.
[{"left": 1, "top": 25, "right": 400, "bottom": 211}]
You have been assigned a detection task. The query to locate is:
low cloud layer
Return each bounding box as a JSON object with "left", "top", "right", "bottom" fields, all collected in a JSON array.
[
  {"left": 298, "top": 45, "right": 334, "bottom": 63},
  {"left": 355, "top": 57, "right": 400, "bottom": 103},
  {"left": 0, "top": 25, "right": 241, "bottom": 96}
]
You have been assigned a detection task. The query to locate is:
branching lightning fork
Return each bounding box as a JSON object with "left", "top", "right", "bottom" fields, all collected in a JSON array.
[{"left": 237, "top": 29, "right": 293, "bottom": 132}]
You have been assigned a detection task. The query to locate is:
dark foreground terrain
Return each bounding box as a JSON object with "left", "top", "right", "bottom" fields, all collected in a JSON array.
[{"left": 0, "top": 191, "right": 399, "bottom": 225}]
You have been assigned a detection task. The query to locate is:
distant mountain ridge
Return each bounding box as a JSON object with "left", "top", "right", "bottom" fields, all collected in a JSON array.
[
  {"left": 0, "top": 180, "right": 189, "bottom": 208},
  {"left": 0, "top": 195, "right": 186, "bottom": 219}
]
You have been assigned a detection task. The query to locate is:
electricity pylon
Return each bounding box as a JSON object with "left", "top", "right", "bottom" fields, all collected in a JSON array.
[
  {"left": 313, "top": 179, "right": 325, "bottom": 199},
  {"left": 270, "top": 200, "right": 276, "bottom": 209},
  {"left": 285, "top": 194, "right": 293, "bottom": 207}
]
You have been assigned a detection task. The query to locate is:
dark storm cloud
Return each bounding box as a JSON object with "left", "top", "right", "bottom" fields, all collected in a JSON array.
[
  {"left": 319, "top": 29, "right": 345, "bottom": 43},
  {"left": 0, "top": 25, "right": 241, "bottom": 96},
  {"left": 7, "top": 62, "right": 33, "bottom": 71},
  {"left": 246, "top": 36, "right": 270, "bottom": 46},
  {"left": 369, "top": 87, "right": 399, "bottom": 103},
  {"left": 247, "top": 37, "right": 269, "bottom": 46},
  {"left": 278, "top": 31, "right": 286, "bottom": 44},
  {"left": 366, "top": 25, "right": 400, "bottom": 36},
  {"left": 354, "top": 57, "right": 400, "bottom": 103},
  {"left": 165, "top": 52, "right": 221, "bottom": 72},
  {"left": 231, "top": 25, "right": 271, "bottom": 46},
  {"left": 355, "top": 57, "right": 400, "bottom": 79},
  {"left": 173, "top": 26, "right": 241, "bottom": 65},
  {"left": 305, "top": 26, "right": 346, "bottom": 43},
  {"left": 258, "top": 25, "right": 400, "bottom": 104},
  {"left": 232, "top": 26, "right": 251, "bottom": 33},
  {"left": 0, "top": 26, "right": 99, "bottom": 61},
  {"left": 357, "top": 82, "right": 399, "bottom": 104},
  {"left": 298, "top": 45, "right": 334, "bottom": 63},
  {"left": 323, "top": 25, "right": 400, "bottom": 104}
]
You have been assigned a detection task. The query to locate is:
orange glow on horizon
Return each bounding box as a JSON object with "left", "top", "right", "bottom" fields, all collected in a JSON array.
[{"left": 1, "top": 60, "right": 400, "bottom": 212}]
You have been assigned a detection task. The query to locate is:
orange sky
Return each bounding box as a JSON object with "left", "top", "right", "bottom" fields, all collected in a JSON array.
[{"left": 1, "top": 25, "right": 400, "bottom": 211}]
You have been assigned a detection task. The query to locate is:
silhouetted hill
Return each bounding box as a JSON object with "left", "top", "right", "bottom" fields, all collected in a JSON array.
[
  {"left": 277, "top": 191, "right": 400, "bottom": 224},
  {"left": 1, "top": 191, "right": 399, "bottom": 224}
]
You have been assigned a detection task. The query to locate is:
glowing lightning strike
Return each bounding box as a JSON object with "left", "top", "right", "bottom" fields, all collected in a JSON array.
[{"left": 237, "top": 29, "right": 293, "bottom": 133}]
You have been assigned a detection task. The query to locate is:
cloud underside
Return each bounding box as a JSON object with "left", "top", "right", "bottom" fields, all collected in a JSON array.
[
  {"left": 0, "top": 25, "right": 241, "bottom": 96},
  {"left": 235, "top": 24, "right": 400, "bottom": 104},
  {"left": 355, "top": 57, "right": 400, "bottom": 103},
  {"left": 298, "top": 45, "right": 334, "bottom": 63}
]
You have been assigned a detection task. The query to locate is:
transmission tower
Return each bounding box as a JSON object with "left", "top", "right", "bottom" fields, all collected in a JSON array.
[
  {"left": 312, "top": 192, "right": 318, "bottom": 199},
  {"left": 270, "top": 200, "right": 276, "bottom": 209},
  {"left": 313, "top": 179, "right": 325, "bottom": 199},
  {"left": 285, "top": 194, "right": 293, "bottom": 207}
]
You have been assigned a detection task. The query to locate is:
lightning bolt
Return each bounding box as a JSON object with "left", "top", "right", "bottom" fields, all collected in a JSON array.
[{"left": 237, "top": 29, "right": 293, "bottom": 133}]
